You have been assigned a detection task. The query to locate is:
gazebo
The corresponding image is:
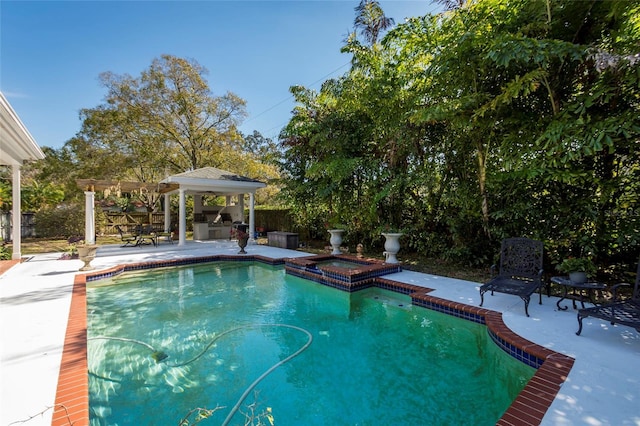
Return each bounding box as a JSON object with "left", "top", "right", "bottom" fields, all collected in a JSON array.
[
  {"left": 79, "top": 167, "right": 266, "bottom": 246},
  {"left": 160, "top": 167, "right": 266, "bottom": 245},
  {"left": 0, "top": 92, "right": 45, "bottom": 259}
]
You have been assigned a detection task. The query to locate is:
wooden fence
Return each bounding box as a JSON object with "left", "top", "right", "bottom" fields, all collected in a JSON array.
[
  {"left": 102, "top": 213, "right": 176, "bottom": 234},
  {"left": 1, "top": 212, "right": 36, "bottom": 241},
  {"left": 253, "top": 209, "right": 294, "bottom": 233}
]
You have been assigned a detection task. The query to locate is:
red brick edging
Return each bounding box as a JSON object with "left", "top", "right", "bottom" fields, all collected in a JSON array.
[
  {"left": 0, "top": 259, "right": 22, "bottom": 277},
  {"left": 51, "top": 274, "right": 89, "bottom": 425}
]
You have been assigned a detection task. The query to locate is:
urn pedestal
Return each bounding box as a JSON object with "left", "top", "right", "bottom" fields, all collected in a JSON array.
[
  {"left": 328, "top": 229, "right": 344, "bottom": 255},
  {"left": 77, "top": 244, "right": 98, "bottom": 271},
  {"left": 381, "top": 233, "right": 403, "bottom": 264},
  {"left": 238, "top": 237, "right": 249, "bottom": 254}
]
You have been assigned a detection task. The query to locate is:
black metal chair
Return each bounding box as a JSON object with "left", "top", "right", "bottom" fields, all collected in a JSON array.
[
  {"left": 577, "top": 260, "right": 640, "bottom": 335},
  {"left": 135, "top": 224, "right": 157, "bottom": 247},
  {"left": 116, "top": 225, "right": 138, "bottom": 247},
  {"left": 479, "top": 237, "right": 544, "bottom": 317},
  {"left": 154, "top": 225, "right": 173, "bottom": 245}
]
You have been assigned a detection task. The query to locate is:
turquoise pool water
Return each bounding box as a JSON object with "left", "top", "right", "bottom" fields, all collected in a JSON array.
[{"left": 87, "top": 262, "right": 534, "bottom": 425}]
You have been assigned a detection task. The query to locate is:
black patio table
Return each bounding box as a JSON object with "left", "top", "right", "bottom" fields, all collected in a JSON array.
[{"left": 551, "top": 276, "right": 607, "bottom": 311}]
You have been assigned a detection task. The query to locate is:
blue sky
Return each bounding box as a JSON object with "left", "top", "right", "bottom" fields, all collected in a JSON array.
[{"left": 1, "top": 1, "right": 440, "bottom": 149}]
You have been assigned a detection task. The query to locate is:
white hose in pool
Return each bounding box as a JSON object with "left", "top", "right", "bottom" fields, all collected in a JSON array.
[
  {"left": 89, "top": 335, "right": 156, "bottom": 351},
  {"left": 89, "top": 323, "right": 314, "bottom": 425},
  {"left": 221, "top": 324, "right": 313, "bottom": 426}
]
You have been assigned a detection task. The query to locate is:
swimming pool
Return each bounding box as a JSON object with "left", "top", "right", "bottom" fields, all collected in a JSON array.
[{"left": 87, "top": 261, "right": 535, "bottom": 425}]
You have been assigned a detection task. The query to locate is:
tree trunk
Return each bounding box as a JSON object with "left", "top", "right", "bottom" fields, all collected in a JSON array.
[{"left": 476, "top": 142, "right": 491, "bottom": 239}]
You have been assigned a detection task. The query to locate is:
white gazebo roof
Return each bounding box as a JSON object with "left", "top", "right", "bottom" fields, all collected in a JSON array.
[
  {"left": 0, "top": 92, "right": 45, "bottom": 166},
  {"left": 160, "top": 167, "right": 266, "bottom": 194}
]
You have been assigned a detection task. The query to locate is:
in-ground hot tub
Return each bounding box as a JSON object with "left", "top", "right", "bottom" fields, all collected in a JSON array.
[{"left": 284, "top": 254, "right": 401, "bottom": 291}]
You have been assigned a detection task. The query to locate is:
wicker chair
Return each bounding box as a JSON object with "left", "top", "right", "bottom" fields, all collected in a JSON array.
[
  {"left": 577, "top": 260, "right": 640, "bottom": 335},
  {"left": 479, "top": 237, "right": 544, "bottom": 317}
]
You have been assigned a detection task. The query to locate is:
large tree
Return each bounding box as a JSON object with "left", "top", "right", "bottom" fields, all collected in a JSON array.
[
  {"left": 81, "top": 54, "right": 247, "bottom": 176},
  {"left": 46, "top": 54, "right": 250, "bottom": 212}
]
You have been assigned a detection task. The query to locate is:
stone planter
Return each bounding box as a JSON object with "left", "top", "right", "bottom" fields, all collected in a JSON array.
[
  {"left": 328, "top": 229, "right": 344, "bottom": 255},
  {"left": 569, "top": 271, "right": 588, "bottom": 284},
  {"left": 381, "top": 233, "right": 403, "bottom": 264},
  {"left": 77, "top": 244, "right": 98, "bottom": 271},
  {"left": 238, "top": 237, "right": 249, "bottom": 254}
]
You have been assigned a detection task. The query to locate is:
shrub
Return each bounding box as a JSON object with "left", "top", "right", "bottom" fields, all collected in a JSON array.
[
  {"left": 557, "top": 257, "right": 597, "bottom": 277},
  {"left": 0, "top": 244, "right": 11, "bottom": 260},
  {"left": 35, "top": 204, "right": 85, "bottom": 238}
]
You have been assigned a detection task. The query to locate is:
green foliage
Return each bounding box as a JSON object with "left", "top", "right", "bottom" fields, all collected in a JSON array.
[
  {"left": 86, "top": 54, "right": 248, "bottom": 175},
  {"left": 557, "top": 257, "right": 597, "bottom": 277},
  {"left": 35, "top": 204, "right": 85, "bottom": 239},
  {"left": 0, "top": 167, "right": 66, "bottom": 211},
  {"left": 0, "top": 244, "right": 11, "bottom": 260},
  {"left": 0, "top": 178, "right": 11, "bottom": 211},
  {"left": 353, "top": 0, "right": 395, "bottom": 46},
  {"left": 278, "top": 0, "right": 640, "bottom": 273},
  {"left": 21, "top": 181, "right": 65, "bottom": 212},
  {"left": 7, "top": 1, "right": 637, "bottom": 280},
  {"left": 25, "top": 146, "right": 85, "bottom": 204},
  {"left": 25, "top": 55, "right": 257, "bottom": 214}
]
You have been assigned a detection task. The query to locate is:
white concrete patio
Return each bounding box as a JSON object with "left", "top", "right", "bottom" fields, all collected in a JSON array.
[{"left": 1, "top": 240, "right": 638, "bottom": 425}]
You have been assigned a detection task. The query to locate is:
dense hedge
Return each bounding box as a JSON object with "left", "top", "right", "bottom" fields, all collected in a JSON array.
[
  {"left": 35, "top": 204, "right": 85, "bottom": 239},
  {"left": 253, "top": 208, "right": 295, "bottom": 232}
]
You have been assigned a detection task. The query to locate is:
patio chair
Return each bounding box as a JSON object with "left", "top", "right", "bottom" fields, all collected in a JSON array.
[
  {"left": 116, "top": 225, "right": 138, "bottom": 247},
  {"left": 135, "top": 224, "right": 157, "bottom": 247},
  {"left": 154, "top": 226, "right": 173, "bottom": 244},
  {"left": 576, "top": 260, "right": 640, "bottom": 335},
  {"left": 479, "top": 237, "right": 544, "bottom": 317}
]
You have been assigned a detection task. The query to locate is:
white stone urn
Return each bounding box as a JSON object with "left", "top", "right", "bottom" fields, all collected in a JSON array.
[
  {"left": 328, "top": 229, "right": 344, "bottom": 255},
  {"left": 77, "top": 244, "right": 98, "bottom": 271},
  {"left": 381, "top": 233, "right": 403, "bottom": 264}
]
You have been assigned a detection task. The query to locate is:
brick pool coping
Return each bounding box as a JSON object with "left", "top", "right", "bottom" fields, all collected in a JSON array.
[
  {"left": 0, "top": 259, "right": 22, "bottom": 276},
  {"left": 52, "top": 255, "right": 574, "bottom": 425}
]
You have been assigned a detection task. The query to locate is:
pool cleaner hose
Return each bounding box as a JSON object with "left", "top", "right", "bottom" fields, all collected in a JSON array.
[
  {"left": 89, "top": 323, "right": 313, "bottom": 425},
  {"left": 221, "top": 324, "right": 313, "bottom": 426}
]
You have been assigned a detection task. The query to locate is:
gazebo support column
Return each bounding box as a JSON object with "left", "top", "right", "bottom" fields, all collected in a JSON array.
[
  {"left": 164, "top": 194, "right": 171, "bottom": 233},
  {"left": 11, "top": 165, "right": 21, "bottom": 260},
  {"left": 84, "top": 190, "right": 95, "bottom": 244},
  {"left": 178, "top": 188, "right": 186, "bottom": 246},
  {"left": 248, "top": 192, "right": 256, "bottom": 243}
]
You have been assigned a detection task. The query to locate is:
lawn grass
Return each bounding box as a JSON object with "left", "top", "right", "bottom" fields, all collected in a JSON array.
[{"left": 20, "top": 236, "right": 123, "bottom": 254}]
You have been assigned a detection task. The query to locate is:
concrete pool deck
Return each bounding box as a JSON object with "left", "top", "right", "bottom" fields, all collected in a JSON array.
[{"left": 1, "top": 240, "right": 638, "bottom": 425}]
